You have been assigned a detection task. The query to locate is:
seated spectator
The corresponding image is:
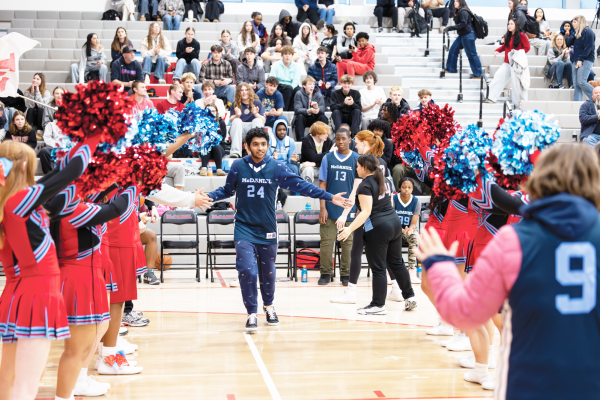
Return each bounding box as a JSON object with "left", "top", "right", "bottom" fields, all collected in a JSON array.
[
  {"left": 113, "top": 0, "right": 137, "bottom": 21},
  {"left": 294, "top": 22, "right": 319, "bottom": 69},
  {"left": 229, "top": 83, "right": 266, "bottom": 158},
  {"left": 251, "top": 12, "right": 269, "bottom": 55},
  {"left": 238, "top": 21, "right": 263, "bottom": 68},
  {"left": 199, "top": 45, "right": 236, "bottom": 108},
  {"left": 140, "top": 0, "right": 160, "bottom": 21},
  {"left": 360, "top": 71, "right": 386, "bottom": 130},
  {"left": 379, "top": 102, "right": 399, "bottom": 127},
  {"left": 262, "top": 39, "right": 302, "bottom": 72},
  {"left": 199, "top": 104, "right": 227, "bottom": 176},
  {"left": 374, "top": 0, "right": 399, "bottom": 33},
  {"left": 42, "top": 86, "right": 64, "bottom": 131},
  {"left": 159, "top": 0, "right": 184, "bottom": 31},
  {"left": 256, "top": 76, "right": 286, "bottom": 128},
  {"left": 318, "top": 0, "right": 337, "bottom": 25},
  {"left": 4, "top": 111, "right": 36, "bottom": 149},
  {"left": 398, "top": 0, "right": 425, "bottom": 35},
  {"left": 195, "top": 82, "right": 227, "bottom": 119},
  {"left": 23, "top": 73, "right": 50, "bottom": 136},
  {"left": 237, "top": 48, "right": 266, "bottom": 91},
  {"left": 422, "top": 0, "right": 451, "bottom": 34},
  {"left": 544, "top": 34, "right": 572, "bottom": 89},
  {"left": 378, "top": 86, "right": 410, "bottom": 122},
  {"left": 330, "top": 74, "right": 362, "bottom": 135},
  {"left": 560, "top": 20, "right": 574, "bottom": 45},
  {"left": 296, "top": 0, "right": 320, "bottom": 25},
  {"left": 204, "top": 0, "right": 224, "bottom": 22},
  {"left": 180, "top": 73, "right": 203, "bottom": 105},
  {"left": 526, "top": 6, "right": 550, "bottom": 56},
  {"left": 183, "top": 0, "right": 203, "bottom": 22},
  {"left": 37, "top": 88, "right": 65, "bottom": 173},
  {"left": 174, "top": 27, "right": 201, "bottom": 83},
  {"left": 0, "top": 103, "right": 7, "bottom": 137},
  {"left": 141, "top": 22, "right": 172, "bottom": 84},
  {"left": 269, "top": 46, "right": 303, "bottom": 111},
  {"left": 535, "top": 8, "right": 550, "bottom": 37},
  {"left": 367, "top": 119, "right": 393, "bottom": 164},
  {"left": 414, "top": 89, "right": 435, "bottom": 112},
  {"left": 219, "top": 30, "right": 241, "bottom": 80},
  {"left": 70, "top": 33, "right": 108, "bottom": 84},
  {"left": 269, "top": 24, "right": 293, "bottom": 48},
  {"left": 111, "top": 44, "right": 143, "bottom": 93},
  {"left": 156, "top": 83, "right": 186, "bottom": 114},
  {"left": 335, "top": 32, "right": 375, "bottom": 83},
  {"left": 320, "top": 24, "right": 338, "bottom": 60},
  {"left": 579, "top": 85, "right": 600, "bottom": 147},
  {"left": 273, "top": 10, "right": 301, "bottom": 41},
  {"left": 337, "top": 23, "right": 357, "bottom": 59},
  {"left": 307, "top": 46, "right": 337, "bottom": 105},
  {"left": 294, "top": 76, "right": 329, "bottom": 138},
  {"left": 299, "top": 121, "right": 333, "bottom": 183},
  {"left": 269, "top": 119, "right": 300, "bottom": 175},
  {"left": 131, "top": 81, "right": 155, "bottom": 114},
  {"left": 110, "top": 27, "right": 132, "bottom": 66}
]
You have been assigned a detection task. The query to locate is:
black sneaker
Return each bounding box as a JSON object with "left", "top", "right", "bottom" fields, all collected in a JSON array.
[
  {"left": 263, "top": 306, "right": 280, "bottom": 326},
  {"left": 143, "top": 270, "right": 160, "bottom": 285},
  {"left": 341, "top": 276, "right": 349, "bottom": 286},
  {"left": 318, "top": 274, "right": 331, "bottom": 285},
  {"left": 245, "top": 314, "right": 258, "bottom": 331}
]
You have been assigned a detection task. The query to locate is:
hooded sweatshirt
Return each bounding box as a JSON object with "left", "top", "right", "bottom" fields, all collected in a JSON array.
[
  {"left": 273, "top": 9, "right": 301, "bottom": 40},
  {"left": 337, "top": 31, "right": 357, "bottom": 55},
  {"left": 329, "top": 88, "right": 361, "bottom": 113},
  {"left": 236, "top": 60, "right": 266, "bottom": 90},
  {"left": 560, "top": 20, "right": 575, "bottom": 46},
  {"left": 269, "top": 119, "right": 297, "bottom": 164},
  {"left": 293, "top": 87, "right": 326, "bottom": 117},
  {"left": 378, "top": 98, "right": 411, "bottom": 120},
  {"left": 509, "top": 4, "right": 528, "bottom": 31},
  {"left": 176, "top": 37, "right": 200, "bottom": 64},
  {"left": 307, "top": 59, "right": 338, "bottom": 96},
  {"left": 348, "top": 43, "right": 375, "bottom": 69},
  {"left": 293, "top": 22, "right": 319, "bottom": 64}
]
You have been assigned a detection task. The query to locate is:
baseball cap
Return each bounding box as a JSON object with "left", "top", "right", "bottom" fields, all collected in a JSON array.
[{"left": 122, "top": 45, "right": 137, "bottom": 54}]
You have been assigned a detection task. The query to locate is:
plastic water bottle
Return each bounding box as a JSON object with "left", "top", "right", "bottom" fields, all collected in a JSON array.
[
  {"left": 276, "top": 201, "right": 282, "bottom": 210},
  {"left": 416, "top": 265, "right": 422, "bottom": 279},
  {"left": 305, "top": 201, "right": 311, "bottom": 210},
  {"left": 301, "top": 266, "right": 308, "bottom": 283}
]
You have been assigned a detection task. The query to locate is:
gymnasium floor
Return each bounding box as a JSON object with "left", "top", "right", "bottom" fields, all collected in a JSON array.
[{"left": 0, "top": 268, "right": 496, "bottom": 400}]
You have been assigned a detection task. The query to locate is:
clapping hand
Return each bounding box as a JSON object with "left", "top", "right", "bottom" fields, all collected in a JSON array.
[{"left": 234, "top": 107, "right": 242, "bottom": 117}]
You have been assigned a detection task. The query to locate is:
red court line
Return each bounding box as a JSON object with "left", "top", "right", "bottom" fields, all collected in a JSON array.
[
  {"left": 374, "top": 391, "right": 386, "bottom": 398},
  {"left": 226, "top": 395, "right": 236, "bottom": 400},
  {"left": 316, "top": 397, "right": 492, "bottom": 400},
  {"left": 214, "top": 269, "right": 227, "bottom": 288}
]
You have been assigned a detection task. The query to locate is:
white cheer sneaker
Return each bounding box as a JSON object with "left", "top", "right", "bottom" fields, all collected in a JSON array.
[
  {"left": 464, "top": 370, "right": 495, "bottom": 390},
  {"left": 74, "top": 375, "right": 110, "bottom": 396},
  {"left": 459, "top": 353, "right": 496, "bottom": 369},
  {"left": 330, "top": 288, "right": 356, "bottom": 304},
  {"left": 426, "top": 320, "right": 454, "bottom": 336},
  {"left": 446, "top": 333, "right": 472, "bottom": 351}
]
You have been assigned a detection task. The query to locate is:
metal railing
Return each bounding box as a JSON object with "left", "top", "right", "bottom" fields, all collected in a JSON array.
[
  {"left": 503, "top": 101, "right": 514, "bottom": 119},
  {"left": 478, "top": 73, "right": 490, "bottom": 128},
  {"left": 424, "top": 15, "right": 431, "bottom": 57},
  {"left": 440, "top": 30, "right": 450, "bottom": 78},
  {"left": 457, "top": 49, "right": 463, "bottom": 103}
]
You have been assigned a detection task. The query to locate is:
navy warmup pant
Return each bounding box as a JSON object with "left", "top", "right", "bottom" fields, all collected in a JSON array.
[{"left": 235, "top": 240, "right": 278, "bottom": 314}]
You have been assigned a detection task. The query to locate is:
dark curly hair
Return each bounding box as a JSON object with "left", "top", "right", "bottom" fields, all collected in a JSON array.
[
  {"left": 367, "top": 119, "right": 391, "bottom": 139},
  {"left": 245, "top": 127, "right": 270, "bottom": 147},
  {"left": 356, "top": 32, "right": 369, "bottom": 41}
]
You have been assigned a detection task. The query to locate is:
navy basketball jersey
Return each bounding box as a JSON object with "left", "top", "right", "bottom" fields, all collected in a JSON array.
[
  {"left": 233, "top": 157, "right": 280, "bottom": 245},
  {"left": 324, "top": 151, "right": 359, "bottom": 221},
  {"left": 501, "top": 218, "right": 600, "bottom": 400},
  {"left": 393, "top": 194, "right": 419, "bottom": 229}
]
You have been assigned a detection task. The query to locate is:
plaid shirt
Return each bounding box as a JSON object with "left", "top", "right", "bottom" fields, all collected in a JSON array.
[{"left": 199, "top": 59, "right": 233, "bottom": 84}]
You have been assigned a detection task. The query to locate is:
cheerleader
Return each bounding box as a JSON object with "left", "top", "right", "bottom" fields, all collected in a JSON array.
[
  {"left": 54, "top": 188, "right": 135, "bottom": 399},
  {"left": 0, "top": 136, "right": 100, "bottom": 400}
]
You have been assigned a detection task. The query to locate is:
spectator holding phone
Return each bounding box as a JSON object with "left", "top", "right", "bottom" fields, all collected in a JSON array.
[
  {"left": 335, "top": 32, "right": 375, "bottom": 82},
  {"left": 293, "top": 76, "right": 329, "bottom": 138},
  {"left": 337, "top": 22, "right": 357, "bottom": 59}
]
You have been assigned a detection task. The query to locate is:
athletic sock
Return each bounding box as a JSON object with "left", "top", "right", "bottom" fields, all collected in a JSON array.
[
  {"left": 474, "top": 362, "right": 490, "bottom": 380},
  {"left": 347, "top": 282, "right": 356, "bottom": 291},
  {"left": 77, "top": 368, "right": 88, "bottom": 382},
  {"left": 102, "top": 345, "right": 117, "bottom": 358}
]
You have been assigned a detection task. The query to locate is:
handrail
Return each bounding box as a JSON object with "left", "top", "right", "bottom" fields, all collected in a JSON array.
[
  {"left": 457, "top": 49, "right": 463, "bottom": 103},
  {"left": 503, "top": 100, "right": 514, "bottom": 119},
  {"left": 440, "top": 30, "right": 450, "bottom": 78},
  {"left": 424, "top": 15, "right": 430, "bottom": 57},
  {"left": 477, "top": 73, "right": 490, "bottom": 128}
]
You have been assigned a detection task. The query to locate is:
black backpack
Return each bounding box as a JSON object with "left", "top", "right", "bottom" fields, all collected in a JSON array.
[
  {"left": 523, "top": 13, "right": 540, "bottom": 37},
  {"left": 466, "top": 10, "right": 489, "bottom": 40},
  {"left": 102, "top": 9, "right": 121, "bottom": 21},
  {"left": 409, "top": 10, "right": 428, "bottom": 34}
]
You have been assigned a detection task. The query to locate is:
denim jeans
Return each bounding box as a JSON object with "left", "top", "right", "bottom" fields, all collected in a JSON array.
[
  {"left": 573, "top": 59, "right": 594, "bottom": 101},
  {"left": 318, "top": 8, "right": 335, "bottom": 24},
  {"left": 583, "top": 133, "right": 600, "bottom": 147},
  {"left": 549, "top": 61, "right": 573, "bottom": 86},
  {"left": 163, "top": 14, "right": 182, "bottom": 30},
  {"left": 213, "top": 84, "right": 236, "bottom": 106},
  {"left": 173, "top": 58, "right": 201, "bottom": 81},
  {"left": 142, "top": 56, "right": 167, "bottom": 80},
  {"left": 140, "top": 0, "right": 159, "bottom": 16},
  {"left": 445, "top": 30, "right": 482, "bottom": 77}
]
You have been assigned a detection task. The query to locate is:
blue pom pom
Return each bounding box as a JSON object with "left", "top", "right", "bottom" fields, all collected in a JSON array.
[
  {"left": 442, "top": 124, "right": 492, "bottom": 194},
  {"left": 492, "top": 110, "right": 560, "bottom": 176},
  {"left": 400, "top": 149, "right": 426, "bottom": 172},
  {"left": 178, "top": 103, "right": 221, "bottom": 156},
  {"left": 134, "top": 108, "right": 180, "bottom": 152}
]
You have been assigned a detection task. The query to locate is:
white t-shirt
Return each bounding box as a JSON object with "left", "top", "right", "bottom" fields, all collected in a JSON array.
[{"left": 359, "top": 86, "right": 387, "bottom": 119}]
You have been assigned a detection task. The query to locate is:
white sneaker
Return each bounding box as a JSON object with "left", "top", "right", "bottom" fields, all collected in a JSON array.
[
  {"left": 446, "top": 333, "right": 472, "bottom": 351},
  {"left": 95, "top": 354, "right": 137, "bottom": 370},
  {"left": 144, "top": 75, "right": 150, "bottom": 84},
  {"left": 158, "top": 78, "right": 166, "bottom": 84},
  {"left": 86, "top": 375, "right": 111, "bottom": 391},
  {"left": 464, "top": 370, "right": 495, "bottom": 390},
  {"left": 74, "top": 375, "right": 108, "bottom": 396},
  {"left": 426, "top": 321, "right": 454, "bottom": 336},
  {"left": 129, "top": 14, "right": 135, "bottom": 21},
  {"left": 117, "top": 337, "right": 138, "bottom": 354},
  {"left": 440, "top": 333, "right": 460, "bottom": 347},
  {"left": 357, "top": 305, "right": 387, "bottom": 315},
  {"left": 229, "top": 279, "right": 239, "bottom": 287},
  {"left": 119, "top": 326, "right": 128, "bottom": 336},
  {"left": 458, "top": 352, "right": 496, "bottom": 369},
  {"left": 97, "top": 358, "right": 143, "bottom": 375},
  {"left": 404, "top": 297, "right": 417, "bottom": 311},
  {"left": 386, "top": 288, "right": 403, "bottom": 302},
  {"left": 330, "top": 288, "right": 356, "bottom": 304}
]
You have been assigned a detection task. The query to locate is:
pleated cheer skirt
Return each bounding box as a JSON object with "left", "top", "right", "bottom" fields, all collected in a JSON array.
[{"left": 60, "top": 263, "right": 110, "bottom": 325}]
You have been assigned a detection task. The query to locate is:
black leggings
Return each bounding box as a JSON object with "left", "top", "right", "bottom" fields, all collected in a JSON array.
[
  {"left": 364, "top": 218, "right": 413, "bottom": 307},
  {"left": 349, "top": 224, "right": 396, "bottom": 285},
  {"left": 200, "top": 144, "right": 224, "bottom": 169},
  {"left": 26, "top": 106, "right": 44, "bottom": 131}
]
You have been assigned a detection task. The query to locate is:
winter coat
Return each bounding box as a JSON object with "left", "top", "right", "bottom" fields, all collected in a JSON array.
[
  {"left": 307, "top": 59, "right": 338, "bottom": 96},
  {"left": 236, "top": 61, "right": 266, "bottom": 90},
  {"left": 273, "top": 9, "right": 301, "bottom": 41},
  {"left": 141, "top": 35, "right": 172, "bottom": 64},
  {"left": 158, "top": 0, "right": 184, "bottom": 17},
  {"left": 176, "top": 37, "right": 200, "bottom": 64},
  {"left": 293, "top": 23, "right": 319, "bottom": 65},
  {"left": 509, "top": 5, "right": 528, "bottom": 31}
]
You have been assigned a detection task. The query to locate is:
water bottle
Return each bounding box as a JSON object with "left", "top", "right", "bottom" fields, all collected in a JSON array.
[
  {"left": 301, "top": 266, "right": 308, "bottom": 283},
  {"left": 416, "top": 265, "right": 422, "bottom": 279},
  {"left": 305, "top": 201, "right": 311, "bottom": 210},
  {"left": 276, "top": 201, "right": 282, "bottom": 210}
]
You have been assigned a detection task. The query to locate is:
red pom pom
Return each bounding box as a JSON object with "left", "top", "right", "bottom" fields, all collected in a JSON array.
[
  {"left": 75, "top": 151, "right": 124, "bottom": 199},
  {"left": 54, "top": 81, "right": 135, "bottom": 144},
  {"left": 391, "top": 112, "right": 423, "bottom": 159},
  {"left": 431, "top": 149, "right": 467, "bottom": 200},
  {"left": 417, "top": 104, "right": 459, "bottom": 148},
  {"left": 485, "top": 153, "right": 527, "bottom": 190},
  {"left": 119, "top": 144, "right": 169, "bottom": 196}
]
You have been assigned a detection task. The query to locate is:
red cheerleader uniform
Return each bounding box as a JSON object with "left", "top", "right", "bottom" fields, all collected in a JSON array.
[
  {"left": 87, "top": 189, "right": 118, "bottom": 293},
  {"left": 0, "top": 138, "right": 99, "bottom": 341},
  {"left": 441, "top": 198, "right": 472, "bottom": 265},
  {"left": 56, "top": 192, "right": 131, "bottom": 325},
  {"left": 424, "top": 199, "right": 448, "bottom": 241}
]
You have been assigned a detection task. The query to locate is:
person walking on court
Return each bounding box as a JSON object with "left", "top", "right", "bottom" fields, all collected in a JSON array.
[
  {"left": 207, "top": 128, "right": 352, "bottom": 331},
  {"left": 444, "top": 0, "right": 482, "bottom": 79}
]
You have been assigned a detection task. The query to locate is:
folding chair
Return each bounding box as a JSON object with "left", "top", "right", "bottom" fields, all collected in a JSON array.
[
  {"left": 276, "top": 210, "right": 293, "bottom": 278},
  {"left": 206, "top": 209, "right": 236, "bottom": 283},
  {"left": 158, "top": 209, "right": 201, "bottom": 283}
]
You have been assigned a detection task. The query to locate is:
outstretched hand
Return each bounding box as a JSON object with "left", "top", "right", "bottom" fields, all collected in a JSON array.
[
  {"left": 194, "top": 187, "right": 214, "bottom": 211},
  {"left": 331, "top": 192, "right": 352, "bottom": 209},
  {"left": 413, "top": 227, "right": 458, "bottom": 263}
]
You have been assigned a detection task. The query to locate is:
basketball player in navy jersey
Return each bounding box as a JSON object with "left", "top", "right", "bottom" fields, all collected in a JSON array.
[{"left": 208, "top": 128, "right": 352, "bottom": 331}]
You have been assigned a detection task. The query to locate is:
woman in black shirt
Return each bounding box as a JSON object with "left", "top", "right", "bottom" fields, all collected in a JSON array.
[
  {"left": 320, "top": 24, "right": 338, "bottom": 60},
  {"left": 337, "top": 154, "right": 416, "bottom": 315}
]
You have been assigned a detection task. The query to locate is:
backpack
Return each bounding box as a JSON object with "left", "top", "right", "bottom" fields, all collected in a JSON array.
[
  {"left": 522, "top": 14, "right": 540, "bottom": 37},
  {"left": 466, "top": 10, "right": 489, "bottom": 40},
  {"left": 408, "top": 10, "right": 428, "bottom": 34},
  {"left": 102, "top": 9, "right": 121, "bottom": 21}
]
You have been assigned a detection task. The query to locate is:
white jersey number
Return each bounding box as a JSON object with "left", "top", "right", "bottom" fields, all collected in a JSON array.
[
  {"left": 555, "top": 242, "right": 597, "bottom": 315},
  {"left": 247, "top": 185, "right": 265, "bottom": 199}
]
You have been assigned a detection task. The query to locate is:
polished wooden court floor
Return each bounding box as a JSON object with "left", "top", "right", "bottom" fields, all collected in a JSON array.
[{"left": 0, "top": 268, "right": 496, "bottom": 400}]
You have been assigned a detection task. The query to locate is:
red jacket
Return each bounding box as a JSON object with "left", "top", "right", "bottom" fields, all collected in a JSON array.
[
  {"left": 495, "top": 32, "right": 530, "bottom": 64},
  {"left": 346, "top": 43, "right": 376, "bottom": 69}
]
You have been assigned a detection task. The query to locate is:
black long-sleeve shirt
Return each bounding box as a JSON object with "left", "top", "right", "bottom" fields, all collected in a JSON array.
[
  {"left": 176, "top": 38, "right": 201, "bottom": 64},
  {"left": 329, "top": 88, "right": 361, "bottom": 113}
]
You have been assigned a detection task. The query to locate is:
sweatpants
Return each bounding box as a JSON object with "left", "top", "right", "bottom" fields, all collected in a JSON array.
[
  {"left": 319, "top": 219, "right": 352, "bottom": 276},
  {"left": 348, "top": 224, "right": 396, "bottom": 285},
  {"left": 336, "top": 61, "right": 372, "bottom": 83},
  {"left": 235, "top": 240, "right": 278, "bottom": 314},
  {"left": 488, "top": 62, "right": 528, "bottom": 107},
  {"left": 364, "top": 218, "right": 414, "bottom": 307}
]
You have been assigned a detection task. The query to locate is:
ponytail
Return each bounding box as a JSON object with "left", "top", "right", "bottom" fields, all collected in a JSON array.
[
  {"left": 374, "top": 167, "right": 385, "bottom": 196},
  {"left": 355, "top": 130, "right": 384, "bottom": 158},
  {"left": 357, "top": 153, "right": 385, "bottom": 196}
]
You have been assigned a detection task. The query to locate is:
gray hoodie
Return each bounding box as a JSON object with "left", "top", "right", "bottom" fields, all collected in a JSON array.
[
  {"left": 159, "top": 0, "right": 185, "bottom": 17},
  {"left": 337, "top": 32, "right": 356, "bottom": 55},
  {"left": 236, "top": 60, "right": 266, "bottom": 91},
  {"left": 293, "top": 87, "right": 326, "bottom": 122}
]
